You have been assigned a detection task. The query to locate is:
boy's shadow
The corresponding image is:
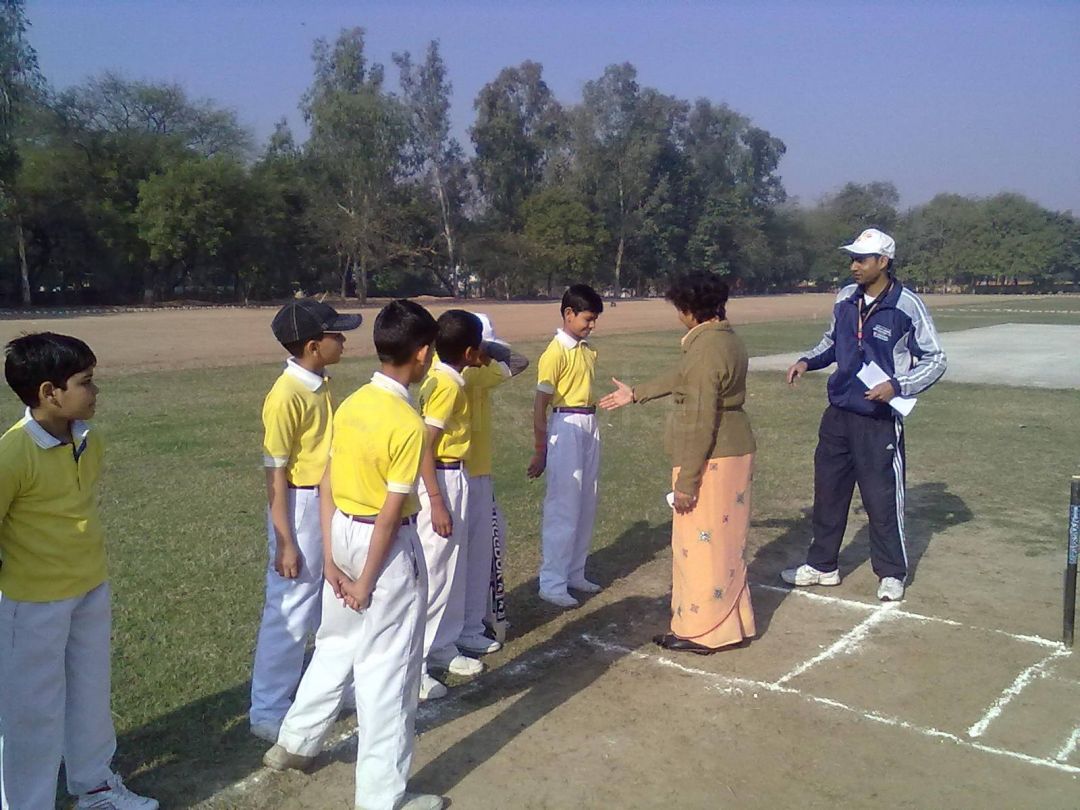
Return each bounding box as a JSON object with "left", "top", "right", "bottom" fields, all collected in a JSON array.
[
  {"left": 113, "top": 519, "right": 671, "bottom": 808},
  {"left": 747, "top": 481, "right": 972, "bottom": 632}
]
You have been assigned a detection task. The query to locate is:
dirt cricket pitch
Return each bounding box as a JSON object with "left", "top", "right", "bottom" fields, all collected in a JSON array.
[{"left": 4, "top": 294, "right": 1078, "bottom": 809}]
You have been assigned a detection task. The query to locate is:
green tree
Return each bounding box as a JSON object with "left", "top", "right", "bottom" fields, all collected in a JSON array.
[
  {"left": 522, "top": 186, "right": 606, "bottom": 296},
  {"left": 303, "top": 28, "right": 409, "bottom": 302}
]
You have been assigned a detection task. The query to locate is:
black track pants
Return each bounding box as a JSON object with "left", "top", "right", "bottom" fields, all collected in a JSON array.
[{"left": 806, "top": 405, "right": 907, "bottom": 580}]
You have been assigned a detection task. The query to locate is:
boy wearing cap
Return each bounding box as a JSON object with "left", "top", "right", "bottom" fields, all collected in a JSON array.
[
  {"left": 457, "top": 314, "right": 529, "bottom": 655},
  {"left": 416, "top": 310, "right": 485, "bottom": 699},
  {"left": 527, "top": 284, "right": 604, "bottom": 609},
  {"left": 250, "top": 298, "right": 362, "bottom": 742},
  {"left": 783, "top": 228, "right": 947, "bottom": 602},
  {"left": 0, "top": 333, "right": 158, "bottom": 810},
  {"left": 264, "top": 299, "right": 443, "bottom": 810}
]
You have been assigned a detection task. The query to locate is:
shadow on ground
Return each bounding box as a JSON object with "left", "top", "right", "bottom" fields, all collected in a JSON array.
[
  {"left": 747, "top": 481, "right": 972, "bottom": 634},
  {"left": 112, "top": 518, "right": 672, "bottom": 808}
]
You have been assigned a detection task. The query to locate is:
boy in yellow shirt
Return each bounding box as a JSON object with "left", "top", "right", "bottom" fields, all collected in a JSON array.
[
  {"left": 458, "top": 314, "right": 528, "bottom": 654},
  {"left": 527, "top": 284, "right": 605, "bottom": 608},
  {"left": 0, "top": 333, "right": 157, "bottom": 809},
  {"left": 264, "top": 300, "right": 444, "bottom": 810},
  {"left": 250, "top": 299, "right": 361, "bottom": 742},
  {"left": 416, "top": 310, "right": 484, "bottom": 699}
]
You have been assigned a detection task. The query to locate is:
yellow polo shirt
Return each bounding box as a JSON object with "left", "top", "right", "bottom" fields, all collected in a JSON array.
[
  {"left": 418, "top": 362, "right": 471, "bottom": 462},
  {"left": 536, "top": 329, "right": 597, "bottom": 407},
  {"left": 464, "top": 360, "right": 511, "bottom": 477},
  {"left": 0, "top": 412, "right": 108, "bottom": 602},
  {"left": 262, "top": 359, "right": 334, "bottom": 487},
  {"left": 331, "top": 373, "right": 424, "bottom": 519}
]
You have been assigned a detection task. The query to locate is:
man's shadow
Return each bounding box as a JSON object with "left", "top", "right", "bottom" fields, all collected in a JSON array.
[{"left": 747, "top": 481, "right": 972, "bottom": 633}]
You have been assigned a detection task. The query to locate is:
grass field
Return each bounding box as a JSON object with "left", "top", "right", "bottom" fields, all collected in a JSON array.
[{"left": 1, "top": 300, "right": 1079, "bottom": 807}]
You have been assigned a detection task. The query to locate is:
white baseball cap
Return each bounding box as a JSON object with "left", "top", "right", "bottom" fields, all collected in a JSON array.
[
  {"left": 839, "top": 228, "right": 896, "bottom": 259},
  {"left": 474, "top": 313, "right": 509, "bottom": 347}
]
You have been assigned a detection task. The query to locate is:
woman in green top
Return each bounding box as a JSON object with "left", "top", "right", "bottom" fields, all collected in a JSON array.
[{"left": 600, "top": 272, "right": 757, "bottom": 654}]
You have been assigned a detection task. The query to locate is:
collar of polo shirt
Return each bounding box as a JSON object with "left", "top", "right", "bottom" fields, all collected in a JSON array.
[
  {"left": 371, "top": 371, "right": 412, "bottom": 403},
  {"left": 284, "top": 358, "right": 328, "bottom": 392},
  {"left": 555, "top": 328, "right": 584, "bottom": 349},
  {"left": 433, "top": 361, "right": 466, "bottom": 387},
  {"left": 21, "top": 406, "right": 91, "bottom": 450}
]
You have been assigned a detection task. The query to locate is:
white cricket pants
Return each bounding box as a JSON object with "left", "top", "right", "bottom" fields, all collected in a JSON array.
[
  {"left": 461, "top": 475, "right": 506, "bottom": 640},
  {"left": 0, "top": 583, "right": 116, "bottom": 810},
  {"left": 277, "top": 511, "right": 426, "bottom": 810},
  {"left": 250, "top": 487, "right": 325, "bottom": 728},
  {"left": 539, "top": 412, "right": 600, "bottom": 595},
  {"left": 417, "top": 466, "right": 469, "bottom": 664}
]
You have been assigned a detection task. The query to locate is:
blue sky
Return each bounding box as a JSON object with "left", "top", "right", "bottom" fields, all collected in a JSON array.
[{"left": 27, "top": 0, "right": 1080, "bottom": 212}]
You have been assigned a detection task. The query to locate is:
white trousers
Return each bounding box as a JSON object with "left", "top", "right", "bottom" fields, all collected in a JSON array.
[
  {"left": 250, "top": 487, "right": 325, "bottom": 728},
  {"left": 462, "top": 475, "right": 506, "bottom": 640},
  {"left": 0, "top": 583, "right": 116, "bottom": 810},
  {"left": 278, "top": 511, "right": 426, "bottom": 810},
  {"left": 417, "top": 466, "right": 469, "bottom": 664},
  {"left": 539, "top": 412, "right": 601, "bottom": 595}
]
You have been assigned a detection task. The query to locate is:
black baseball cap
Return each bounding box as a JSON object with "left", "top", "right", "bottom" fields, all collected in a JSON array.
[{"left": 271, "top": 299, "right": 363, "bottom": 345}]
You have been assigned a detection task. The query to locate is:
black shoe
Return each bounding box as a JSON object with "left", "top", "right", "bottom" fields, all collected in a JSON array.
[{"left": 652, "top": 633, "right": 718, "bottom": 656}]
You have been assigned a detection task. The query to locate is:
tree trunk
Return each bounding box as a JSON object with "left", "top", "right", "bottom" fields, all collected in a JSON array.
[
  {"left": 434, "top": 168, "right": 457, "bottom": 296},
  {"left": 614, "top": 234, "right": 625, "bottom": 296},
  {"left": 15, "top": 215, "right": 30, "bottom": 306},
  {"left": 356, "top": 255, "right": 368, "bottom": 304}
]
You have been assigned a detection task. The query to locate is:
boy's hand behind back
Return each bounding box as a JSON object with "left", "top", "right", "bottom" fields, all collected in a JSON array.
[{"left": 527, "top": 450, "right": 546, "bottom": 479}]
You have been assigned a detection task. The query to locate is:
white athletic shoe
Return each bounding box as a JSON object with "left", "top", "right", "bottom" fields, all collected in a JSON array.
[
  {"left": 369, "top": 793, "right": 444, "bottom": 810},
  {"left": 263, "top": 743, "right": 313, "bottom": 772},
  {"left": 780, "top": 564, "right": 841, "bottom": 587},
  {"left": 249, "top": 721, "right": 281, "bottom": 744},
  {"left": 568, "top": 578, "right": 602, "bottom": 594},
  {"left": 539, "top": 590, "right": 580, "bottom": 608},
  {"left": 419, "top": 672, "right": 448, "bottom": 701},
  {"left": 877, "top": 577, "right": 905, "bottom": 602},
  {"left": 457, "top": 633, "right": 503, "bottom": 655},
  {"left": 430, "top": 653, "right": 484, "bottom": 677},
  {"left": 76, "top": 774, "right": 159, "bottom": 810}
]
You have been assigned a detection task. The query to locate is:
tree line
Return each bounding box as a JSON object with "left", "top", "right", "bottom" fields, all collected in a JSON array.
[{"left": 1, "top": 10, "right": 1077, "bottom": 307}]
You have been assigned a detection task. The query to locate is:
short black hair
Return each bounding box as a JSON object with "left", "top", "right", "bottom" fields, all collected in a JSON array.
[
  {"left": 5, "top": 332, "right": 97, "bottom": 407},
  {"left": 435, "top": 310, "right": 483, "bottom": 365},
  {"left": 374, "top": 299, "right": 438, "bottom": 365},
  {"left": 665, "top": 272, "right": 730, "bottom": 323},
  {"left": 561, "top": 284, "right": 604, "bottom": 316},
  {"left": 282, "top": 337, "right": 317, "bottom": 358}
]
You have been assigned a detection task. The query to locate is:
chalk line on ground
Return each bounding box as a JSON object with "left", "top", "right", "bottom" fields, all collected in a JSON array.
[
  {"left": 967, "top": 648, "right": 1072, "bottom": 739},
  {"left": 772, "top": 606, "right": 896, "bottom": 686},
  {"left": 1055, "top": 727, "right": 1080, "bottom": 762}
]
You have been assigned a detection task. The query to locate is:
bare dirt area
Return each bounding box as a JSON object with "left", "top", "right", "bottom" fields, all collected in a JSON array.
[{"left": 0, "top": 293, "right": 999, "bottom": 375}]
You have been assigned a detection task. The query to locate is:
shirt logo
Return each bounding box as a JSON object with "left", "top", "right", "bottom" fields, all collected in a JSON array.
[{"left": 872, "top": 324, "right": 892, "bottom": 342}]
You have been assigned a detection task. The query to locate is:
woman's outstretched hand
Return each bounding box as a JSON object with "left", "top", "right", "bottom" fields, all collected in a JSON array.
[{"left": 599, "top": 377, "right": 634, "bottom": 410}]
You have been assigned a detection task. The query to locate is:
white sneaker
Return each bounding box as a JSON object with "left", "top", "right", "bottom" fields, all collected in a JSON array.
[
  {"left": 249, "top": 721, "right": 281, "bottom": 743},
  {"left": 877, "top": 577, "right": 905, "bottom": 602},
  {"left": 398, "top": 793, "right": 446, "bottom": 810},
  {"left": 457, "top": 633, "right": 503, "bottom": 655},
  {"left": 263, "top": 743, "right": 313, "bottom": 772},
  {"left": 539, "top": 590, "right": 580, "bottom": 608},
  {"left": 430, "top": 653, "right": 484, "bottom": 677},
  {"left": 419, "top": 672, "right": 448, "bottom": 701},
  {"left": 780, "top": 564, "right": 841, "bottom": 587},
  {"left": 569, "top": 578, "right": 602, "bottom": 594},
  {"left": 77, "top": 774, "right": 159, "bottom": 810}
]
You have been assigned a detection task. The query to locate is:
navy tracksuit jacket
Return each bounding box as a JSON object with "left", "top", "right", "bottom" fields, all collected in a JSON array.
[{"left": 799, "top": 279, "right": 947, "bottom": 580}]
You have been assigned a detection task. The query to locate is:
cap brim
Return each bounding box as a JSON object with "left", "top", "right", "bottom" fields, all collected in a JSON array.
[
  {"left": 839, "top": 244, "right": 871, "bottom": 255},
  {"left": 325, "top": 313, "right": 363, "bottom": 332}
]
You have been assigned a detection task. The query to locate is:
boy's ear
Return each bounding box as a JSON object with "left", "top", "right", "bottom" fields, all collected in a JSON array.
[
  {"left": 303, "top": 338, "right": 321, "bottom": 357},
  {"left": 37, "top": 380, "right": 58, "bottom": 406},
  {"left": 561, "top": 306, "right": 573, "bottom": 321},
  {"left": 415, "top": 343, "right": 432, "bottom": 366}
]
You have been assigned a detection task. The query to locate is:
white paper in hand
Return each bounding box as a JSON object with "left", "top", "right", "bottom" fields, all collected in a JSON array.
[
  {"left": 666, "top": 491, "right": 675, "bottom": 509},
  {"left": 857, "top": 361, "right": 917, "bottom": 416}
]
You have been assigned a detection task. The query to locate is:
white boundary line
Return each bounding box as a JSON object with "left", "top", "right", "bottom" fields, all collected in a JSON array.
[
  {"left": 1056, "top": 728, "right": 1080, "bottom": 763},
  {"left": 967, "top": 649, "right": 1072, "bottom": 738},
  {"left": 582, "top": 635, "right": 1080, "bottom": 777},
  {"left": 755, "top": 584, "right": 1064, "bottom": 650},
  {"left": 773, "top": 606, "right": 895, "bottom": 686}
]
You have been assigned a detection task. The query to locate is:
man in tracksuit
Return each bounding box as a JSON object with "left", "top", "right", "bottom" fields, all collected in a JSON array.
[{"left": 782, "top": 228, "right": 947, "bottom": 602}]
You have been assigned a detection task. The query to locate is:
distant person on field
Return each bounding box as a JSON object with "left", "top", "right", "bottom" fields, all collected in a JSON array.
[
  {"left": 527, "top": 284, "right": 604, "bottom": 608},
  {"left": 263, "top": 299, "right": 445, "bottom": 810},
  {"left": 0, "top": 333, "right": 158, "bottom": 810},
  {"left": 601, "top": 272, "right": 757, "bottom": 654},
  {"left": 783, "top": 228, "right": 947, "bottom": 602},
  {"left": 249, "top": 299, "right": 362, "bottom": 743}
]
